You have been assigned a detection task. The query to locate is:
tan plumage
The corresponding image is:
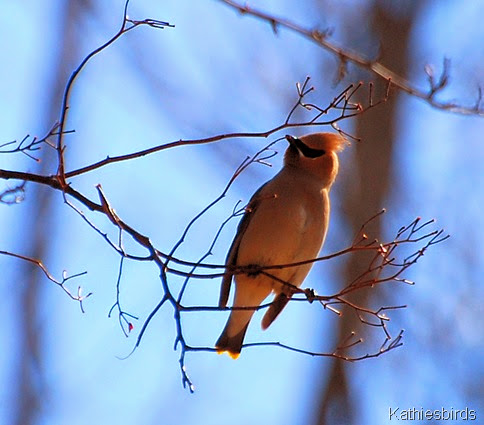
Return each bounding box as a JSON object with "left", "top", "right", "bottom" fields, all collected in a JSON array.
[{"left": 216, "top": 132, "right": 347, "bottom": 358}]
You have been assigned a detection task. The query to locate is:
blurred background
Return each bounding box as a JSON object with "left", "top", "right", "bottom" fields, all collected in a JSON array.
[{"left": 0, "top": 1, "right": 482, "bottom": 424}]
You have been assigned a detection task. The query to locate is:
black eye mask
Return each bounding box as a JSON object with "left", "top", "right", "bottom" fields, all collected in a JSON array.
[{"left": 286, "top": 135, "right": 326, "bottom": 158}]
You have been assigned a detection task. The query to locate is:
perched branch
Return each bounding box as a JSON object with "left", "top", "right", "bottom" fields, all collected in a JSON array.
[
  {"left": 157, "top": 211, "right": 448, "bottom": 281},
  {"left": 218, "top": 0, "right": 484, "bottom": 116}
]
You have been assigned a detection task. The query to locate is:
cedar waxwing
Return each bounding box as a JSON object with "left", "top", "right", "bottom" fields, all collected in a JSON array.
[{"left": 216, "top": 132, "right": 346, "bottom": 358}]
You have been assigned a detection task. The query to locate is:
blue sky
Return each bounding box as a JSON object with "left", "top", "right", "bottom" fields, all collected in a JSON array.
[{"left": 0, "top": 1, "right": 482, "bottom": 424}]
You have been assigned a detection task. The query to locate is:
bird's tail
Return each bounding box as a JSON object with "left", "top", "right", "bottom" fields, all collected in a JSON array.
[
  {"left": 215, "top": 319, "right": 250, "bottom": 359},
  {"left": 216, "top": 279, "right": 272, "bottom": 358}
]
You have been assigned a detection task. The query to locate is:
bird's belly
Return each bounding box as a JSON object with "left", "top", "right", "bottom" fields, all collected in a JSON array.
[{"left": 236, "top": 197, "right": 325, "bottom": 290}]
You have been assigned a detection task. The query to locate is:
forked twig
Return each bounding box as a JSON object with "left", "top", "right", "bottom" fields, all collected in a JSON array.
[{"left": 0, "top": 250, "right": 91, "bottom": 312}]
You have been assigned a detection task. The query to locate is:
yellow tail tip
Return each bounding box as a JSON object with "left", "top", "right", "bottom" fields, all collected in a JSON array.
[{"left": 216, "top": 349, "right": 240, "bottom": 360}]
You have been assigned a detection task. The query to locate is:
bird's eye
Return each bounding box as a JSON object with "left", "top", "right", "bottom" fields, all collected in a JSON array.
[{"left": 292, "top": 137, "right": 326, "bottom": 158}]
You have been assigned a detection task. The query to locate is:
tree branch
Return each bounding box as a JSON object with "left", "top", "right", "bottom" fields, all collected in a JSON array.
[{"left": 218, "top": 0, "right": 483, "bottom": 116}]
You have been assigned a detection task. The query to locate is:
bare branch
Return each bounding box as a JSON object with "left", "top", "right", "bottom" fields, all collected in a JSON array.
[
  {"left": 62, "top": 79, "right": 383, "bottom": 178},
  {"left": 218, "top": 0, "right": 483, "bottom": 116},
  {"left": 182, "top": 329, "right": 404, "bottom": 361},
  {"left": 55, "top": 1, "right": 174, "bottom": 185}
]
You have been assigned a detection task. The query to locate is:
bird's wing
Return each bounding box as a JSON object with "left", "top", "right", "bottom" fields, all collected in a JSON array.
[
  {"left": 218, "top": 183, "right": 268, "bottom": 308},
  {"left": 261, "top": 292, "right": 290, "bottom": 330}
]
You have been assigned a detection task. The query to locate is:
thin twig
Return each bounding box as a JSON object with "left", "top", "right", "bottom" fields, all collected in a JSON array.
[{"left": 0, "top": 250, "right": 91, "bottom": 312}]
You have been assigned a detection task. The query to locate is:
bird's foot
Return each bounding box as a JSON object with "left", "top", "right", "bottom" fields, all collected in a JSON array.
[{"left": 244, "top": 264, "right": 262, "bottom": 277}]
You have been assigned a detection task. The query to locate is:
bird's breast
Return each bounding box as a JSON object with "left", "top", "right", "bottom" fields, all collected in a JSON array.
[{"left": 236, "top": 177, "right": 329, "bottom": 269}]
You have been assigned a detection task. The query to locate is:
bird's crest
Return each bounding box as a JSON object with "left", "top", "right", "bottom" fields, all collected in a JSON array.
[{"left": 299, "top": 132, "right": 348, "bottom": 153}]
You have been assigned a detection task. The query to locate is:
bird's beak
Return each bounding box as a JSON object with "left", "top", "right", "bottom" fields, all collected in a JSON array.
[
  {"left": 285, "top": 134, "right": 297, "bottom": 146},
  {"left": 284, "top": 134, "right": 327, "bottom": 158}
]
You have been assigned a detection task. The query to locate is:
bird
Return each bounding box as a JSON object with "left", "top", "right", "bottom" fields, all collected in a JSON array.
[{"left": 215, "top": 132, "right": 347, "bottom": 359}]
